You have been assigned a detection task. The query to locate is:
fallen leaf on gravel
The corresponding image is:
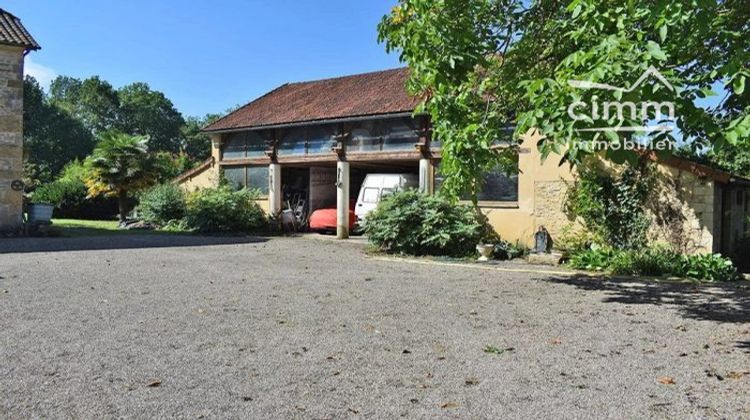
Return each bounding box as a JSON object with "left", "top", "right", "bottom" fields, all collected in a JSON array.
[
  {"left": 242, "top": 396, "right": 253, "bottom": 402},
  {"left": 484, "top": 345, "right": 514, "bottom": 355},
  {"left": 465, "top": 378, "right": 479, "bottom": 386},
  {"left": 146, "top": 379, "right": 161, "bottom": 387},
  {"left": 551, "top": 338, "right": 562, "bottom": 345},
  {"left": 657, "top": 376, "right": 675, "bottom": 385},
  {"left": 727, "top": 371, "right": 749, "bottom": 379},
  {"left": 409, "top": 398, "right": 419, "bottom": 404},
  {"left": 440, "top": 402, "right": 458, "bottom": 409},
  {"left": 348, "top": 408, "right": 359, "bottom": 414}
]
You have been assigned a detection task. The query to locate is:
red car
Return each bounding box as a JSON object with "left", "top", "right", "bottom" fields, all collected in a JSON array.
[{"left": 308, "top": 208, "right": 356, "bottom": 233}]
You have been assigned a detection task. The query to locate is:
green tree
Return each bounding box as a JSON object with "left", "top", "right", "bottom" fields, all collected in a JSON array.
[
  {"left": 182, "top": 114, "right": 222, "bottom": 162},
  {"left": 49, "top": 75, "right": 120, "bottom": 134},
  {"left": 23, "top": 76, "right": 96, "bottom": 186},
  {"left": 117, "top": 82, "right": 185, "bottom": 153},
  {"left": 378, "top": 0, "right": 750, "bottom": 199},
  {"left": 83, "top": 131, "right": 162, "bottom": 221}
]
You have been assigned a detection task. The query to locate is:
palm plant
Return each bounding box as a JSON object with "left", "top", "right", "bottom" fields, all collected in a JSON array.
[{"left": 83, "top": 131, "right": 161, "bottom": 222}]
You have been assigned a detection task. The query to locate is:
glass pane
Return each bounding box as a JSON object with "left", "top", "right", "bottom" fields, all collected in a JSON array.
[
  {"left": 307, "top": 125, "right": 336, "bottom": 154},
  {"left": 349, "top": 121, "right": 382, "bottom": 152},
  {"left": 362, "top": 188, "right": 380, "bottom": 203},
  {"left": 223, "top": 133, "right": 246, "bottom": 159},
  {"left": 247, "top": 166, "right": 269, "bottom": 195},
  {"left": 383, "top": 118, "right": 418, "bottom": 150},
  {"left": 278, "top": 128, "right": 307, "bottom": 156},
  {"left": 223, "top": 166, "right": 246, "bottom": 190},
  {"left": 477, "top": 169, "right": 519, "bottom": 202},
  {"left": 246, "top": 131, "right": 267, "bottom": 158}
]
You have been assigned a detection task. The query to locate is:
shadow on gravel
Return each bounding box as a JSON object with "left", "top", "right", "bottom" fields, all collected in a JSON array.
[
  {"left": 0, "top": 235, "right": 268, "bottom": 254},
  {"left": 544, "top": 275, "right": 750, "bottom": 324},
  {"left": 736, "top": 340, "right": 750, "bottom": 353}
]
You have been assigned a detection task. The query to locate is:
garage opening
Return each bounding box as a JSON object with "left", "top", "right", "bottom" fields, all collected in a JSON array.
[{"left": 279, "top": 161, "right": 420, "bottom": 233}]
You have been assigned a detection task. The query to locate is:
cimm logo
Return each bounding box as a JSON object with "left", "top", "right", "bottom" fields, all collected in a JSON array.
[{"left": 567, "top": 66, "right": 675, "bottom": 134}]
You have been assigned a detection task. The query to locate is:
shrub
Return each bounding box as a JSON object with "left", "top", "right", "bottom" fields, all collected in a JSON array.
[
  {"left": 609, "top": 247, "right": 682, "bottom": 276},
  {"left": 566, "top": 162, "right": 653, "bottom": 250},
  {"left": 567, "top": 245, "right": 616, "bottom": 271},
  {"left": 30, "top": 182, "right": 67, "bottom": 205},
  {"left": 568, "top": 246, "right": 739, "bottom": 282},
  {"left": 365, "top": 190, "right": 482, "bottom": 257},
  {"left": 184, "top": 185, "right": 265, "bottom": 233},
  {"left": 53, "top": 161, "right": 119, "bottom": 220},
  {"left": 677, "top": 254, "right": 739, "bottom": 282},
  {"left": 138, "top": 183, "right": 186, "bottom": 225}
]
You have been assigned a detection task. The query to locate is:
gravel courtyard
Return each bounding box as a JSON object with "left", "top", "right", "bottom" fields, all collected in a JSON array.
[{"left": 1, "top": 235, "right": 748, "bottom": 418}]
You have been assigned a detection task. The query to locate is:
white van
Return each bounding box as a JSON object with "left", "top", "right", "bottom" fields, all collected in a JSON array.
[{"left": 355, "top": 173, "right": 418, "bottom": 225}]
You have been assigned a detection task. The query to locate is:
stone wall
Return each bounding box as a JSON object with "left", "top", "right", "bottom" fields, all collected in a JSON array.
[
  {"left": 0, "top": 45, "right": 25, "bottom": 233},
  {"left": 648, "top": 165, "right": 716, "bottom": 254}
]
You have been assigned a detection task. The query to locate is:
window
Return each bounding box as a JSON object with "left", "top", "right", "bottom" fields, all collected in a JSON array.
[
  {"left": 382, "top": 118, "right": 419, "bottom": 151},
  {"left": 476, "top": 169, "right": 519, "bottom": 202},
  {"left": 247, "top": 167, "right": 269, "bottom": 195},
  {"left": 223, "top": 133, "right": 246, "bottom": 160},
  {"left": 434, "top": 160, "right": 519, "bottom": 203},
  {"left": 223, "top": 166, "right": 269, "bottom": 196},
  {"left": 278, "top": 128, "right": 307, "bottom": 156},
  {"left": 307, "top": 125, "right": 336, "bottom": 154},
  {"left": 246, "top": 131, "right": 267, "bottom": 157},
  {"left": 349, "top": 121, "right": 382, "bottom": 152},
  {"left": 362, "top": 188, "right": 380, "bottom": 203},
  {"left": 222, "top": 131, "right": 268, "bottom": 159},
  {"left": 348, "top": 117, "right": 420, "bottom": 152}
]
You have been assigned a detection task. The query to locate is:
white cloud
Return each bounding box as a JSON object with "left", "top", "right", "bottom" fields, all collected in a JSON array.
[{"left": 24, "top": 56, "right": 57, "bottom": 90}]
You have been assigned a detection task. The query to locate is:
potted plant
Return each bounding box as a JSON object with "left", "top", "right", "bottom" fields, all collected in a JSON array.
[
  {"left": 28, "top": 182, "right": 63, "bottom": 224},
  {"left": 476, "top": 243, "right": 495, "bottom": 261}
]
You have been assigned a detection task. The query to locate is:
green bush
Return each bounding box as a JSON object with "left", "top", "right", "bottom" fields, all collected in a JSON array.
[
  {"left": 568, "top": 246, "right": 739, "bottom": 282},
  {"left": 30, "top": 182, "right": 67, "bottom": 205},
  {"left": 365, "top": 190, "right": 482, "bottom": 256},
  {"left": 567, "top": 245, "right": 616, "bottom": 271},
  {"left": 609, "top": 247, "right": 682, "bottom": 276},
  {"left": 676, "top": 254, "right": 739, "bottom": 282},
  {"left": 138, "top": 183, "right": 187, "bottom": 225},
  {"left": 566, "top": 163, "right": 652, "bottom": 250},
  {"left": 53, "top": 161, "right": 119, "bottom": 220},
  {"left": 184, "top": 185, "right": 265, "bottom": 233}
]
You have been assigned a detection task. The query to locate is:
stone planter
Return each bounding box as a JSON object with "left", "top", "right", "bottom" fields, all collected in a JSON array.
[
  {"left": 476, "top": 244, "right": 494, "bottom": 262},
  {"left": 27, "top": 203, "right": 54, "bottom": 224}
]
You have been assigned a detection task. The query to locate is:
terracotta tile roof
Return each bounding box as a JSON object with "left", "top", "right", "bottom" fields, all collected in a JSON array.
[
  {"left": 0, "top": 9, "right": 40, "bottom": 51},
  {"left": 204, "top": 68, "right": 420, "bottom": 132}
]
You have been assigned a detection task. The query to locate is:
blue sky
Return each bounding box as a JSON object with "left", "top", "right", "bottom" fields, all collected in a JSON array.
[{"left": 7, "top": 0, "right": 402, "bottom": 118}]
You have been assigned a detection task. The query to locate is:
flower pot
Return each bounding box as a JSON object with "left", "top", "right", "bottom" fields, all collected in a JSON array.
[
  {"left": 476, "top": 244, "right": 494, "bottom": 262},
  {"left": 28, "top": 203, "right": 54, "bottom": 224}
]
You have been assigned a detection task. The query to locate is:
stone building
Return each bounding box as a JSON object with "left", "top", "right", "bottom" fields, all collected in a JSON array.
[
  {"left": 0, "top": 8, "right": 39, "bottom": 233},
  {"left": 178, "top": 68, "right": 750, "bottom": 255}
]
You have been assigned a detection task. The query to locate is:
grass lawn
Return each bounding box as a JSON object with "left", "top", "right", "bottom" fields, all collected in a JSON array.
[{"left": 52, "top": 219, "right": 187, "bottom": 237}]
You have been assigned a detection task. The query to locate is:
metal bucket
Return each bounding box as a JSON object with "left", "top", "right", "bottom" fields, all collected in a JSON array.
[{"left": 28, "top": 204, "right": 54, "bottom": 224}]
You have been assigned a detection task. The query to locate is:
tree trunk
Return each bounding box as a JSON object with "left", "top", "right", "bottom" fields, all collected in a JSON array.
[{"left": 117, "top": 190, "right": 128, "bottom": 222}]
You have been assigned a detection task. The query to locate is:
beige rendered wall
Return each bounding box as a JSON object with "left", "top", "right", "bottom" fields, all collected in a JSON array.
[
  {"left": 480, "top": 131, "right": 720, "bottom": 254},
  {"left": 482, "top": 131, "right": 576, "bottom": 248},
  {"left": 176, "top": 134, "right": 221, "bottom": 192},
  {"left": 0, "top": 45, "right": 25, "bottom": 233}
]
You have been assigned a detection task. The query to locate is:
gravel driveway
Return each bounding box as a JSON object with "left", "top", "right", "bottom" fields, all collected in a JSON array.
[{"left": 1, "top": 235, "right": 748, "bottom": 418}]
